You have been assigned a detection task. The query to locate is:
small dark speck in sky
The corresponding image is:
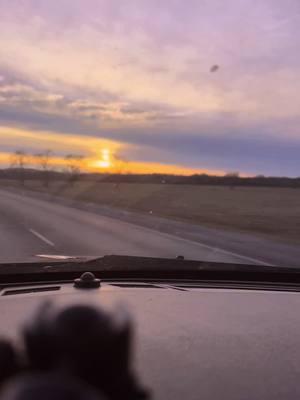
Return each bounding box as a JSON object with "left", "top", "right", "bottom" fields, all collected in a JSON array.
[{"left": 210, "top": 65, "right": 219, "bottom": 72}]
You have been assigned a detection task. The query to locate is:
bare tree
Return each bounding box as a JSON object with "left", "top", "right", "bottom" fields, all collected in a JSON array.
[
  {"left": 10, "top": 150, "right": 28, "bottom": 186},
  {"left": 113, "top": 155, "right": 129, "bottom": 174},
  {"left": 34, "top": 149, "right": 53, "bottom": 187},
  {"left": 224, "top": 171, "right": 240, "bottom": 190},
  {"left": 64, "top": 154, "right": 84, "bottom": 185},
  {"left": 225, "top": 171, "right": 240, "bottom": 178},
  {"left": 111, "top": 155, "right": 130, "bottom": 191}
]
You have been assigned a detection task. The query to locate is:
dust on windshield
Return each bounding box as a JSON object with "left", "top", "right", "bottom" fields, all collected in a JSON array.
[{"left": 0, "top": 0, "right": 299, "bottom": 267}]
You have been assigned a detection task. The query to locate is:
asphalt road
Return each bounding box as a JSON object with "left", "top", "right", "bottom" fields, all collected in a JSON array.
[{"left": 0, "top": 189, "right": 270, "bottom": 265}]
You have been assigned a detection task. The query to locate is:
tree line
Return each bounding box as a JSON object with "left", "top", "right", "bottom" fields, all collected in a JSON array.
[
  {"left": 8, "top": 150, "right": 85, "bottom": 187},
  {"left": 101, "top": 173, "right": 300, "bottom": 188},
  {"left": 1, "top": 150, "right": 300, "bottom": 188}
]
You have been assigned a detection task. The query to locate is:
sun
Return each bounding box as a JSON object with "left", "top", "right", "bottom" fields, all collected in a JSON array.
[{"left": 89, "top": 148, "right": 112, "bottom": 169}]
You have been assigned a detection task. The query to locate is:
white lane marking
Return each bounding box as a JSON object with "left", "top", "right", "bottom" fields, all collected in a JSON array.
[{"left": 29, "top": 229, "right": 55, "bottom": 247}]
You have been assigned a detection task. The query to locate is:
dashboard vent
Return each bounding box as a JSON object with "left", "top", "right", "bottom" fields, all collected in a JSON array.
[
  {"left": 2, "top": 286, "right": 61, "bottom": 296},
  {"left": 109, "top": 283, "right": 164, "bottom": 289}
]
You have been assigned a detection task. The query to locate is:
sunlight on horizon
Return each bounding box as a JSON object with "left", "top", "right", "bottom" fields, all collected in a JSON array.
[
  {"left": 0, "top": 126, "right": 227, "bottom": 176},
  {"left": 89, "top": 149, "right": 112, "bottom": 169}
]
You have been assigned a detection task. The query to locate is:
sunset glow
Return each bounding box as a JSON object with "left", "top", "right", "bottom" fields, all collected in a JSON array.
[
  {"left": 0, "top": 0, "right": 300, "bottom": 176},
  {"left": 89, "top": 149, "right": 112, "bottom": 169}
]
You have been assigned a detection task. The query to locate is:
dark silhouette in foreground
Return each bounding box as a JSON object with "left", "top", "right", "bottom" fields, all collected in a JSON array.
[{"left": 0, "top": 303, "right": 148, "bottom": 400}]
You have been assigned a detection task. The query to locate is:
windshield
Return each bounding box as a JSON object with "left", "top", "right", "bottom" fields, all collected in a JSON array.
[{"left": 0, "top": 0, "right": 299, "bottom": 268}]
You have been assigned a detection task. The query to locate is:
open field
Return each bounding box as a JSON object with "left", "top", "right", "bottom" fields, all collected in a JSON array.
[{"left": 1, "top": 179, "right": 300, "bottom": 245}]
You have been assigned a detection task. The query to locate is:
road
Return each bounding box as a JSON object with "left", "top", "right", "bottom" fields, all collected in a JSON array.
[{"left": 0, "top": 189, "right": 270, "bottom": 265}]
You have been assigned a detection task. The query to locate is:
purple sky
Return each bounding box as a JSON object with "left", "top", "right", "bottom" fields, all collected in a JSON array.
[{"left": 0, "top": 0, "right": 300, "bottom": 176}]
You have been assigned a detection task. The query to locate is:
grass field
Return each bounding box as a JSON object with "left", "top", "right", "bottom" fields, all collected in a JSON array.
[{"left": 1, "top": 179, "right": 300, "bottom": 244}]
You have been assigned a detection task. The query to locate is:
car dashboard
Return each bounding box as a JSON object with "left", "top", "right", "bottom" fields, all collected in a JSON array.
[{"left": 0, "top": 279, "right": 299, "bottom": 400}]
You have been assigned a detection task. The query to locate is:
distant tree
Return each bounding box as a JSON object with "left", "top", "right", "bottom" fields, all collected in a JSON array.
[
  {"left": 10, "top": 150, "right": 28, "bottom": 186},
  {"left": 111, "top": 155, "right": 130, "bottom": 191},
  {"left": 224, "top": 171, "right": 240, "bottom": 190},
  {"left": 34, "top": 149, "right": 53, "bottom": 187},
  {"left": 64, "top": 154, "right": 84, "bottom": 185},
  {"left": 114, "top": 155, "right": 129, "bottom": 175},
  {"left": 225, "top": 171, "right": 240, "bottom": 178}
]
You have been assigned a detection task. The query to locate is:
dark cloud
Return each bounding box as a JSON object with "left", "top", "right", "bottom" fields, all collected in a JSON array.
[
  {"left": 0, "top": 105, "right": 89, "bottom": 136},
  {"left": 0, "top": 69, "right": 189, "bottom": 124},
  {"left": 120, "top": 102, "right": 185, "bottom": 121},
  {"left": 1, "top": 97, "right": 300, "bottom": 176},
  {"left": 110, "top": 122, "right": 300, "bottom": 177},
  {"left": 75, "top": 104, "right": 107, "bottom": 112},
  {"left": 1, "top": 63, "right": 299, "bottom": 176}
]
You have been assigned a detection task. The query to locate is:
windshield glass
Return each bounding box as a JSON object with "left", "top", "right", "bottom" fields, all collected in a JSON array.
[{"left": 0, "top": 0, "right": 299, "bottom": 267}]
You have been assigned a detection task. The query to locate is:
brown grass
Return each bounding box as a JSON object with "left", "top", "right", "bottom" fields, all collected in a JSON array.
[{"left": 2, "top": 179, "right": 300, "bottom": 244}]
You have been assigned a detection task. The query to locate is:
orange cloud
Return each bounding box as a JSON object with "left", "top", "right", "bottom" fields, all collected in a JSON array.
[{"left": 0, "top": 126, "right": 121, "bottom": 155}]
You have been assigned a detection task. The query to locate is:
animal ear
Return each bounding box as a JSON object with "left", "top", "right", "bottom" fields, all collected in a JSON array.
[
  {"left": 111, "top": 304, "right": 132, "bottom": 333},
  {"left": 108, "top": 305, "right": 133, "bottom": 370},
  {"left": 0, "top": 339, "right": 20, "bottom": 386},
  {"left": 23, "top": 301, "right": 57, "bottom": 369}
]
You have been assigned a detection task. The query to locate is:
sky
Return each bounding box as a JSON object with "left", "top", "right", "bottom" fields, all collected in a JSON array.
[{"left": 0, "top": 0, "right": 300, "bottom": 176}]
